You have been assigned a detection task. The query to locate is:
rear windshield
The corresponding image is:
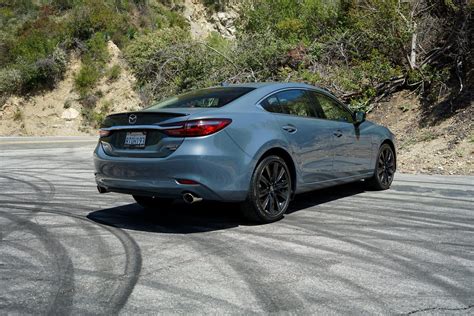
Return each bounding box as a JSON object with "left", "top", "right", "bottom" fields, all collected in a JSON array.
[{"left": 145, "top": 87, "right": 255, "bottom": 110}]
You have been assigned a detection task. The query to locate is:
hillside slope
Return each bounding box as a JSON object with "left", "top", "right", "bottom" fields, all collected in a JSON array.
[
  {"left": 0, "top": 42, "right": 140, "bottom": 136},
  {"left": 368, "top": 92, "right": 473, "bottom": 175}
]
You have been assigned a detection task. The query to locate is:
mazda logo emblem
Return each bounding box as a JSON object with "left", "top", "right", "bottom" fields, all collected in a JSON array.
[{"left": 129, "top": 114, "right": 137, "bottom": 125}]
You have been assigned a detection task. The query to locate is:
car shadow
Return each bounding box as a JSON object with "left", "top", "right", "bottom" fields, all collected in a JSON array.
[
  {"left": 87, "top": 200, "right": 243, "bottom": 234},
  {"left": 287, "top": 182, "right": 366, "bottom": 214},
  {"left": 87, "top": 182, "right": 367, "bottom": 234}
]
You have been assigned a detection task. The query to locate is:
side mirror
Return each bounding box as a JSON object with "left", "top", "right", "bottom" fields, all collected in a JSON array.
[{"left": 354, "top": 111, "right": 366, "bottom": 124}]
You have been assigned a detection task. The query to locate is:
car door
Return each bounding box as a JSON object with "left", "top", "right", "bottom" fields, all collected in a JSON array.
[
  {"left": 260, "top": 89, "right": 335, "bottom": 184},
  {"left": 308, "top": 91, "right": 373, "bottom": 178}
]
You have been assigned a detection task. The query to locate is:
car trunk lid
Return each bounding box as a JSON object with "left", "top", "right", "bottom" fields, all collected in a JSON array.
[{"left": 99, "top": 111, "right": 190, "bottom": 158}]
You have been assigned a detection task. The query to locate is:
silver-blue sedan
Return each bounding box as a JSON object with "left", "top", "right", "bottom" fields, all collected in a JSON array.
[{"left": 94, "top": 82, "right": 396, "bottom": 223}]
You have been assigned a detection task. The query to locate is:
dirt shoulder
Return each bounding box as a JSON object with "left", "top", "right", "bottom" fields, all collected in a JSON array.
[{"left": 368, "top": 91, "right": 473, "bottom": 175}]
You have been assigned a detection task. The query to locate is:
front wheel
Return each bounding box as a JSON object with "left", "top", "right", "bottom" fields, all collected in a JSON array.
[
  {"left": 240, "top": 155, "right": 292, "bottom": 223},
  {"left": 133, "top": 195, "right": 174, "bottom": 210},
  {"left": 367, "top": 143, "right": 396, "bottom": 190}
]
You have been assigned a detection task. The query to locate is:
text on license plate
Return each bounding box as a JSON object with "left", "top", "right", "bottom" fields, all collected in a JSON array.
[{"left": 124, "top": 132, "right": 146, "bottom": 148}]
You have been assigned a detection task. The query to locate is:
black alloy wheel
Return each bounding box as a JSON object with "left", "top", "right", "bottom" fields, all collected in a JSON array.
[
  {"left": 368, "top": 143, "right": 396, "bottom": 190},
  {"left": 241, "top": 155, "right": 292, "bottom": 223}
]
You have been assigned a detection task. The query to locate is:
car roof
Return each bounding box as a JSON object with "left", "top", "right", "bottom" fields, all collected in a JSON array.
[{"left": 219, "top": 82, "right": 330, "bottom": 93}]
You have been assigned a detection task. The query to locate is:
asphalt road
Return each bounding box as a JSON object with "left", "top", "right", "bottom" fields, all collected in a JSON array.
[{"left": 0, "top": 137, "right": 473, "bottom": 315}]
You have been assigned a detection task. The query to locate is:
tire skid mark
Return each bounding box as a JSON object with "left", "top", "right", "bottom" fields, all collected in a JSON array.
[
  {"left": 294, "top": 196, "right": 474, "bottom": 229},
  {"left": 1, "top": 166, "right": 141, "bottom": 314},
  {"left": 128, "top": 218, "right": 297, "bottom": 313},
  {"left": 395, "top": 178, "right": 473, "bottom": 187},
  {"left": 135, "top": 278, "right": 257, "bottom": 314},
  {"left": 2, "top": 203, "right": 142, "bottom": 314},
  {"left": 0, "top": 211, "right": 75, "bottom": 315},
  {"left": 48, "top": 209, "right": 142, "bottom": 314},
  {"left": 61, "top": 216, "right": 125, "bottom": 312},
  {"left": 0, "top": 174, "right": 55, "bottom": 239},
  {"left": 230, "top": 231, "right": 400, "bottom": 312},
  {"left": 280, "top": 219, "right": 474, "bottom": 306},
  {"left": 182, "top": 230, "right": 307, "bottom": 313},
  {"left": 298, "top": 206, "right": 474, "bottom": 232},
  {"left": 329, "top": 198, "right": 474, "bottom": 229},
  {"left": 1, "top": 240, "right": 53, "bottom": 268},
  {"left": 353, "top": 194, "right": 473, "bottom": 211}
]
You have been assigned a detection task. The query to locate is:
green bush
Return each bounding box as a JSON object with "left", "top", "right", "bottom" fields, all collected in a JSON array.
[
  {"left": 73, "top": 32, "right": 110, "bottom": 96},
  {"left": 125, "top": 27, "right": 190, "bottom": 71},
  {"left": 125, "top": 27, "right": 293, "bottom": 101},
  {"left": 75, "top": 63, "right": 101, "bottom": 97},
  {"left": 203, "top": 0, "right": 229, "bottom": 12},
  {"left": 0, "top": 67, "right": 23, "bottom": 95},
  {"left": 67, "top": 1, "right": 124, "bottom": 40},
  {"left": 238, "top": 0, "right": 339, "bottom": 43},
  {"left": 84, "top": 32, "right": 110, "bottom": 65},
  {"left": 107, "top": 64, "right": 121, "bottom": 81}
]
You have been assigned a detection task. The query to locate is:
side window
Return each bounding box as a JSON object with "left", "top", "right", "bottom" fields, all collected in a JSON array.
[
  {"left": 316, "top": 94, "right": 354, "bottom": 123},
  {"left": 261, "top": 95, "right": 282, "bottom": 113},
  {"left": 306, "top": 91, "right": 327, "bottom": 119},
  {"left": 275, "top": 90, "right": 315, "bottom": 118}
]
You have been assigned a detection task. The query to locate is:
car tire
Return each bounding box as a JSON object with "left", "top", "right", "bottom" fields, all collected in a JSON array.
[
  {"left": 366, "top": 143, "right": 396, "bottom": 190},
  {"left": 133, "top": 195, "right": 174, "bottom": 210},
  {"left": 241, "top": 155, "right": 292, "bottom": 223}
]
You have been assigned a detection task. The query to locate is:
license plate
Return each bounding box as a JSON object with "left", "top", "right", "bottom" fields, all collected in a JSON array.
[{"left": 124, "top": 132, "right": 146, "bottom": 148}]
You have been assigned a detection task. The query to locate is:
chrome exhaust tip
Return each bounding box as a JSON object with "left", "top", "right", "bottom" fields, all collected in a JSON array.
[{"left": 183, "top": 193, "right": 203, "bottom": 204}]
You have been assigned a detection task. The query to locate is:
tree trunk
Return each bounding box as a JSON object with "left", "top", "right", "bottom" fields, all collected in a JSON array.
[{"left": 409, "top": 22, "right": 417, "bottom": 69}]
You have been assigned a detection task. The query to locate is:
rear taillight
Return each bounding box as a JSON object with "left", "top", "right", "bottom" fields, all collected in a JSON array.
[
  {"left": 99, "top": 129, "right": 110, "bottom": 138},
  {"left": 162, "top": 119, "right": 232, "bottom": 137}
]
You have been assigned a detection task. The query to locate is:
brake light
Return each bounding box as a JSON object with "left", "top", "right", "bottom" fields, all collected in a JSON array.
[
  {"left": 162, "top": 119, "right": 232, "bottom": 137},
  {"left": 99, "top": 129, "right": 110, "bottom": 137},
  {"left": 176, "top": 179, "right": 199, "bottom": 185}
]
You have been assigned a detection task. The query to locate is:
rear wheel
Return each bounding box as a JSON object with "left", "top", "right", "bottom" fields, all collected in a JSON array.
[
  {"left": 241, "top": 155, "right": 292, "bottom": 223},
  {"left": 367, "top": 143, "right": 396, "bottom": 190},
  {"left": 133, "top": 195, "right": 174, "bottom": 210}
]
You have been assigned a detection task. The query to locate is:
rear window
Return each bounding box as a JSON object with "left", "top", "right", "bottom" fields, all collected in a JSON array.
[{"left": 145, "top": 87, "right": 255, "bottom": 110}]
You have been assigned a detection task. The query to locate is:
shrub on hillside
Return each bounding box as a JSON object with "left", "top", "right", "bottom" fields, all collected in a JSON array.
[
  {"left": 75, "top": 64, "right": 101, "bottom": 97},
  {"left": 67, "top": 1, "right": 125, "bottom": 41},
  {"left": 124, "top": 28, "right": 290, "bottom": 102},
  {"left": 74, "top": 32, "right": 110, "bottom": 96},
  {"left": 83, "top": 32, "right": 110, "bottom": 65},
  {"left": 238, "top": 0, "right": 339, "bottom": 43},
  {"left": 107, "top": 64, "right": 121, "bottom": 82},
  {"left": 0, "top": 68, "right": 23, "bottom": 95}
]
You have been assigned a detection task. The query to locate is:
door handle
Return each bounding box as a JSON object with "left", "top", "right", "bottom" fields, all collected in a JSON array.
[
  {"left": 333, "top": 130, "right": 343, "bottom": 137},
  {"left": 282, "top": 125, "right": 297, "bottom": 133}
]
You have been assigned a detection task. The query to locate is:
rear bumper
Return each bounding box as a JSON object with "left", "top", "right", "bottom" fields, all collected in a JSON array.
[{"left": 93, "top": 131, "right": 254, "bottom": 202}]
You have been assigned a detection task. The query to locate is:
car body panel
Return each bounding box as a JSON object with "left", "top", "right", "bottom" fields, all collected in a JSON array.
[
  {"left": 94, "top": 82, "right": 396, "bottom": 202},
  {"left": 94, "top": 128, "right": 253, "bottom": 201},
  {"left": 270, "top": 113, "right": 334, "bottom": 184}
]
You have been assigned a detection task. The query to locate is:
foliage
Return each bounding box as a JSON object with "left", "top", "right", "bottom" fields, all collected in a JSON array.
[
  {"left": 81, "top": 99, "right": 111, "bottom": 127},
  {"left": 0, "top": 0, "right": 471, "bottom": 120},
  {"left": 0, "top": 0, "right": 189, "bottom": 98},
  {"left": 203, "top": 0, "right": 229, "bottom": 12},
  {"left": 74, "top": 63, "right": 101, "bottom": 97},
  {"left": 238, "top": 0, "right": 339, "bottom": 43},
  {"left": 107, "top": 64, "right": 122, "bottom": 82},
  {"left": 74, "top": 32, "right": 110, "bottom": 97},
  {"left": 124, "top": 28, "right": 292, "bottom": 101}
]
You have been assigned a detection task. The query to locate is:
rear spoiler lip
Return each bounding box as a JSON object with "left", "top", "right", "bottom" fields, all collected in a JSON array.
[
  {"left": 100, "top": 124, "right": 183, "bottom": 132},
  {"left": 105, "top": 111, "right": 187, "bottom": 118}
]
